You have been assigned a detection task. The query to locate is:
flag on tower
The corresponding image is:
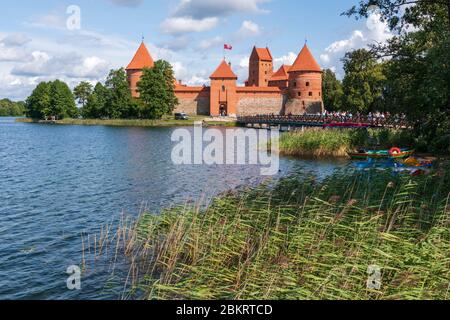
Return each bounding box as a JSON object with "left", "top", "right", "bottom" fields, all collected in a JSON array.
[{"left": 224, "top": 44, "right": 233, "bottom": 50}]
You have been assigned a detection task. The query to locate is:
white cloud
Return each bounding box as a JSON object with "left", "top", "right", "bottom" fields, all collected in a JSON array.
[
  {"left": 173, "top": 0, "right": 270, "bottom": 19},
  {"left": 162, "top": 0, "right": 270, "bottom": 35},
  {"left": 237, "top": 20, "right": 261, "bottom": 38},
  {"left": 73, "top": 56, "right": 109, "bottom": 78},
  {"left": 320, "top": 12, "right": 393, "bottom": 78},
  {"left": 1, "top": 33, "right": 31, "bottom": 47},
  {"left": 172, "top": 61, "right": 188, "bottom": 80},
  {"left": 27, "top": 11, "right": 67, "bottom": 29},
  {"left": 161, "top": 16, "right": 219, "bottom": 35},
  {"left": 199, "top": 36, "right": 223, "bottom": 50},
  {"left": 239, "top": 57, "right": 249, "bottom": 68},
  {"left": 185, "top": 75, "right": 210, "bottom": 86},
  {"left": 274, "top": 52, "right": 297, "bottom": 69}
]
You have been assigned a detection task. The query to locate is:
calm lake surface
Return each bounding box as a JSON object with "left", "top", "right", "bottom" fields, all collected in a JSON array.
[{"left": 0, "top": 117, "right": 348, "bottom": 300}]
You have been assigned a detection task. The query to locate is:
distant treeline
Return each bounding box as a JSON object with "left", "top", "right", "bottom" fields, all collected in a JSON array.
[
  {"left": 24, "top": 60, "right": 178, "bottom": 121},
  {"left": 0, "top": 99, "right": 25, "bottom": 117}
]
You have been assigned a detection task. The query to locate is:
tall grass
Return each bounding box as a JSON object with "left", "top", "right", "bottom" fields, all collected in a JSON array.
[
  {"left": 280, "top": 128, "right": 416, "bottom": 158},
  {"left": 99, "top": 165, "right": 449, "bottom": 300}
]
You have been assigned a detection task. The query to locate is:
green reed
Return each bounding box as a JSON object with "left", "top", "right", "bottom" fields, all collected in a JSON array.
[
  {"left": 111, "top": 164, "right": 449, "bottom": 300},
  {"left": 279, "top": 129, "right": 415, "bottom": 158}
]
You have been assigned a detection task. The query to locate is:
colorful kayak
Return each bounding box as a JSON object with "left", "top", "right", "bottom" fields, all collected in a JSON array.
[{"left": 349, "top": 148, "right": 415, "bottom": 160}]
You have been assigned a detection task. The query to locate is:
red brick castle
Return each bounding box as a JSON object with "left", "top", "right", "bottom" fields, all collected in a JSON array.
[{"left": 126, "top": 42, "right": 324, "bottom": 116}]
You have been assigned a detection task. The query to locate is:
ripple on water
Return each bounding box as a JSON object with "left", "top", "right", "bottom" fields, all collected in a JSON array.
[{"left": 0, "top": 119, "right": 347, "bottom": 299}]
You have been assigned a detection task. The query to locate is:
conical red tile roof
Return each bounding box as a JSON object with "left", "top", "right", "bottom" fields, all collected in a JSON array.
[
  {"left": 210, "top": 60, "right": 238, "bottom": 79},
  {"left": 289, "top": 44, "right": 321, "bottom": 73},
  {"left": 126, "top": 42, "right": 154, "bottom": 70}
]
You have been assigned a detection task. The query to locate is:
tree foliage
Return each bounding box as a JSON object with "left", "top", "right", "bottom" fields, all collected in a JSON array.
[
  {"left": 104, "top": 68, "right": 138, "bottom": 119},
  {"left": 74, "top": 81, "right": 93, "bottom": 107},
  {"left": 25, "top": 80, "right": 77, "bottom": 119},
  {"left": 344, "top": 0, "right": 450, "bottom": 152},
  {"left": 322, "top": 69, "right": 344, "bottom": 111},
  {"left": 137, "top": 60, "right": 178, "bottom": 119},
  {"left": 50, "top": 80, "right": 78, "bottom": 119},
  {"left": 342, "top": 49, "right": 386, "bottom": 113},
  {"left": 82, "top": 82, "right": 110, "bottom": 119},
  {"left": 0, "top": 99, "right": 25, "bottom": 117}
]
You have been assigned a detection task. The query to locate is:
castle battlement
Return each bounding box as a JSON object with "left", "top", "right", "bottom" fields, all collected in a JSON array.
[{"left": 126, "top": 42, "right": 324, "bottom": 116}]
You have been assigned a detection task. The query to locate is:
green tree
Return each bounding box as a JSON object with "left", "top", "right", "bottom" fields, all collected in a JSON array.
[
  {"left": 0, "top": 99, "right": 25, "bottom": 116},
  {"left": 25, "top": 80, "right": 78, "bottom": 119},
  {"left": 322, "top": 69, "right": 344, "bottom": 111},
  {"left": 74, "top": 81, "right": 93, "bottom": 107},
  {"left": 137, "top": 60, "right": 178, "bottom": 119},
  {"left": 345, "top": 0, "right": 450, "bottom": 152},
  {"left": 49, "top": 80, "right": 78, "bottom": 119},
  {"left": 342, "top": 49, "right": 386, "bottom": 113},
  {"left": 25, "top": 82, "right": 51, "bottom": 119},
  {"left": 82, "top": 82, "right": 109, "bottom": 119},
  {"left": 104, "top": 68, "right": 136, "bottom": 119}
]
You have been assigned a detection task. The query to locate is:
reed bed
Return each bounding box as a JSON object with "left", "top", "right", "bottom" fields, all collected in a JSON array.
[
  {"left": 279, "top": 129, "right": 415, "bottom": 158},
  {"left": 97, "top": 165, "right": 449, "bottom": 300}
]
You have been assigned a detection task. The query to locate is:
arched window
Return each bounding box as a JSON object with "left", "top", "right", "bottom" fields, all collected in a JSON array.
[
  {"left": 306, "top": 81, "right": 310, "bottom": 87},
  {"left": 222, "top": 85, "right": 226, "bottom": 92},
  {"left": 309, "top": 92, "right": 313, "bottom": 97}
]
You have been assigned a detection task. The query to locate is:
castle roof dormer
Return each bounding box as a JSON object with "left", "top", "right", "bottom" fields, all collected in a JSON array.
[
  {"left": 126, "top": 42, "right": 154, "bottom": 70},
  {"left": 210, "top": 60, "right": 238, "bottom": 79},
  {"left": 270, "top": 65, "right": 291, "bottom": 81},
  {"left": 289, "top": 44, "right": 321, "bottom": 73}
]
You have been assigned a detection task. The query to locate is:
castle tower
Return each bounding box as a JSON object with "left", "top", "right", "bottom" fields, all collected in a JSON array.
[
  {"left": 126, "top": 42, "right": 155, "bottom": 98},
  {"left": 286, "top": 44, "right": 324, "bottom": 114},
  {"left": 210, "top": 60, "right": 238, "bottom": 117},
  {"left": 246, "top": 47, "right": 273, "bottom": 87}
]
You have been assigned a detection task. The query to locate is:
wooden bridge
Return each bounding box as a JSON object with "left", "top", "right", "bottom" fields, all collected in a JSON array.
[{"left": 237, "top": 115, "right": 411, "bottom": 130}]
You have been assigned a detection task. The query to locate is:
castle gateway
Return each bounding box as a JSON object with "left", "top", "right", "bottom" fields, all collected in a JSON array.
[{"left": 126, "top": 43, "right": 324, "bottom": 116}]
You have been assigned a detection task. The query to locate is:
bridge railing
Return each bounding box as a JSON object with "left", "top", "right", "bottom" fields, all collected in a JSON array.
[{"left": 236, "top": 115, "right": 411, "bottom": 129}]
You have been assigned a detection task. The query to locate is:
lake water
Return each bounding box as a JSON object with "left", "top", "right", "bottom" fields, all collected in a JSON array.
[{"left": 0, "top": 117, "right": 347, "bottom": 300}]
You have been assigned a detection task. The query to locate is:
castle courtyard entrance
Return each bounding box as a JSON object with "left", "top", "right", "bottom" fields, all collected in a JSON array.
[{"left": 219, "top": 104, "right": 228, "bottom": 117}]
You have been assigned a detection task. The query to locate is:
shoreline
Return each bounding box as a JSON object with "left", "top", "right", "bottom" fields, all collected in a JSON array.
[{"left": 15, "top": 117, "right": 238, "bottom": 128}]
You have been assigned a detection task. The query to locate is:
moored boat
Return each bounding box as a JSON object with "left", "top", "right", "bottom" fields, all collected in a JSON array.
[{"left": 348, "top": 148, "right": 415, "bottom": 160}]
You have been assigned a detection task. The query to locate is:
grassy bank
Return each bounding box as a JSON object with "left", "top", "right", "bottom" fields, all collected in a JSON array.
[
  {"left": 16, "top": 116, "right": 238, "bottom": 128},
  {"left": 106, "top": 165, "right": 449, "bottom": 300},
  {"left": 280, "top": 129, "right": 416, "bottom": 158}
]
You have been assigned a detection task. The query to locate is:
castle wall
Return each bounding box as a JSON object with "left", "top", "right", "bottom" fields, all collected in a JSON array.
[
  {"left": 236, "top": 88, "right": 285, "bottom": 115},
  {"left": 268, "top": 79, "right": 289, "bottom": 90},
  {"left": 284, "top": 99, "right": 324, "bottom": 115},
  {"left": 174, "top": 87, "right": 211, "bottom": 115}
]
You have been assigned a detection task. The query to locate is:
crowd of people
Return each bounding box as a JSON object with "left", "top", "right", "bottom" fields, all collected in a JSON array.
[{"left": 245, "top": 111, "right": 409, "bottom": 127}]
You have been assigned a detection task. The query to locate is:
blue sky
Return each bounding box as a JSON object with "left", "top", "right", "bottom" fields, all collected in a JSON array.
[{"left": 0, "top": 0, "right": 393, "bottom": 100}]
